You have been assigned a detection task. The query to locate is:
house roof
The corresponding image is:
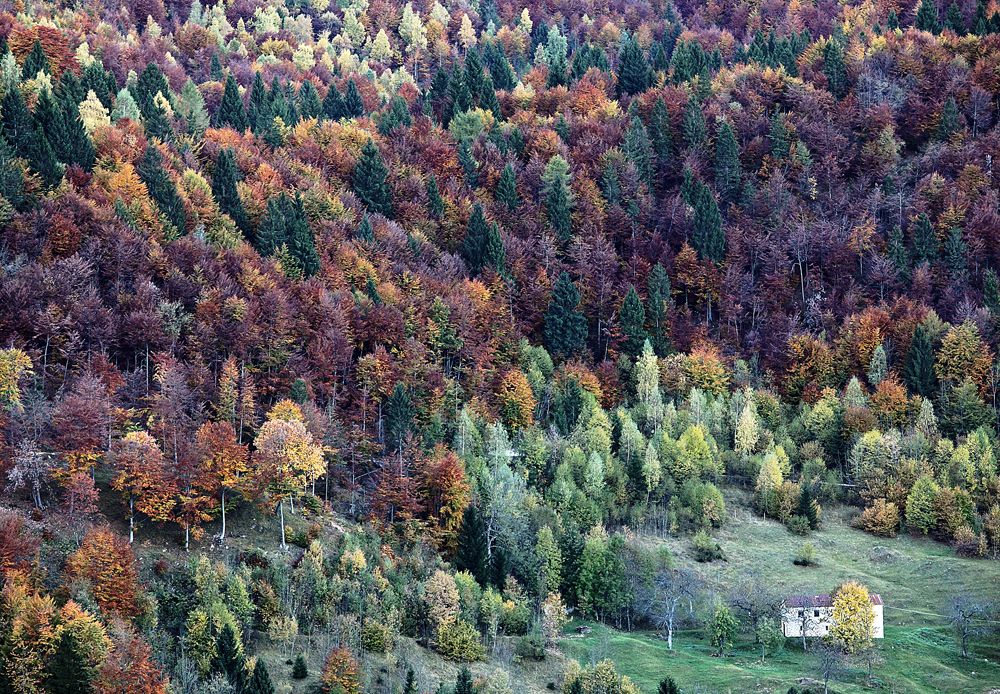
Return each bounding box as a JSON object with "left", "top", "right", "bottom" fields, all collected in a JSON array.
[{"left": 786, "top": 594, "right": 883, "bottom": 607}]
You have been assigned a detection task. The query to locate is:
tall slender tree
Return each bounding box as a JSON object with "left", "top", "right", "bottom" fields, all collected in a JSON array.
[
  {"left": 545, "top": 272, "right": 588, "bottom": 358},
  {"left": 352, "top": 138, "right": 393, "bottom": 217}
]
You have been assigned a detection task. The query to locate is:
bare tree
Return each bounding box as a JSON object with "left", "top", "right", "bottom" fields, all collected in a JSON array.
[
  {"left": 644, "top": 568, "right": 702, "bottom": 649},
  {"left": 728, "top": 569, "right": 782, "bottom": 643},
  {"left": 947, "top": 593, "right": 992, "bottom": 658},
  {"left": 814, "top": 641, "right": 847, "bottom": 694}
]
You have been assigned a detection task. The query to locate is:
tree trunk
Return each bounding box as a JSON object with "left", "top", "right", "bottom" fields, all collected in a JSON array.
[
  {"left": 220, "top": 490, "right": 227, "bottom": 540},
  {"left": 279, "top": 500, "right": 286, "bottom": 547},
  {"left": 129, "top": 498, "right": 135, "bottom": 544}
]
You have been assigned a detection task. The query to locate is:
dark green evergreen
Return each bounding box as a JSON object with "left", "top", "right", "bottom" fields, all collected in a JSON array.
[
  {"left": 356, "top": 214, "right": 375, "bottom": 243},
  {"left": 483, "top": 222, "right": 506, "bottom": 277},
  {"left": 681, "top": 97, "right": 707, "bottom": 149},
  {"left": 658, "top": 677, "right": 679, "bottom": 694},
  {"left": 624, "top": 116, "right": 653, "bottom": 186},
  {"left": 911, "top": 212, "right": 939, "bottom": 265},
  {"left": 823, "top": 40, "right": 848, "bottom": 99},
  {"left": 456, "top": 504, "right": 489, "bottom": 584},
  {"left": 985, "top": 268, "right": 1000, "bottom": 313},
  {"left": 22, "top": 39, "right": 50, "bottom": 77},
  {"left": 55, "top": 69, "right": 85, "bottom": 110},
  {"left": 619, "top": 286, "right": 648, "bottom": 358},
  {"left": 291, "top": 654, "right": 307, "bottom": 679},
  {"left": 903, "top": 326, "right": 937, "bottom": 397},
  {"left": 495, "top": 163, "right": 518, "bottom": 210},
  {"left": 769, "top": 112, "right": 789, "bottom": 160},
  {"left": 287, "top": 193, "right": 319, "bottom": 278},
  {"left": 692, "top": 183, "right": 725, "bottom": 263},
  {"left": 888, "top": 225, "right": 910, "bottom": 276},
  {"left": 545, "top": 272, "right": 588, "bottom": 358},
  {"left": 135, "top": 62, "right": 170, "bottom": 115},
  {"left": 82, "top": 62, "right": 115, "bottom": 109},
  {"left": 464, "top": 48, "right": 485, "bottom": 104},
  {"left": 426, "top": 174, "right": 444, "bottom": 218},
  {"left": 456, "top": 667, "right": 474, "bottom": 694},
  {"left": 402, "top": 667, "right": 417, "bottom": 694},
  {"left": 937, "top": 97, "right": 960, "bottom": 140},
  {"left": 945, "top": 2, "right": 967, "bottom": 33},
  {"left": 322, "top": 82, "right": 344, "bottom": 121},
  {"left": 212, "top": 148, "right": 249, "bottom": 234},
  {"left": 138, "top": 145, "right": 187, "bottom": 233},
  {"left": 210, "top": 51, "right": 223, "bottom": 80},
  {"left": 797, "top": 483, "right": 819, "bottom": 529},
  {"left": 974, "top": 1, "right": 989, "bottom": 34},
  {"left": 212, "top": 623, "right": 248, "bottom": 691},
  {"left": 298, "top": 80, "right": 321, "bottom": 119},
  {"left": 0, "top": 139, "right": 27, "bottom": 212},
  {"left": 247, "top": 660, "right": 275, "bottom": 694},
  {"left": 352, "top": 138, "right": 393, "bottom": 217},
  {"left": 343, "top": 79, "right": 365, "bottom": 118},
  {"left": 216, "top": 74, "right": 248, "bottom": 130},
  {"left": 385, "top": 382, "right": 415, "bottom": 452},
  {"left": 944, "top": 226, "right": 967, "bottom": 278},
  {"left": 617, "top": 37, "right": 649, "bottom": 96},
  {"left": 916, "top": 0, "right": 942, "bottom": 33},
  {"left": 479, "top": 74, "right": 502, "bottom": 122},
  {"left": 888, "top": 8, "right": 900, "bottom": 30},
  {"left": 490, "top": 46, "right": 516, "bottom": 91},
  {"left": 713, "top": 120, "right": 742, "bottom": 206},
  {"left": 256, "top": 195, "right": 290, "bottom": 255},
  {"left": 650, "top": 97, "right": 675, "bottom": 178},
  {"left": 647, "top": 263, "right": 672, "bottom": 357},
  {"left": 458, "top": 139, "right": 478, "bottom": 188},
  {"left": 462, "top": 203, "right": 489, "bottom": 274},
  {"left": 378, "top": 95, "right": 412, "bottom": 135},
  {"left": 249, "top": 72, "right": 270, "bottom": 132},
  {"left": 46, "top": 630, "right": 91, "bottom": 694}
]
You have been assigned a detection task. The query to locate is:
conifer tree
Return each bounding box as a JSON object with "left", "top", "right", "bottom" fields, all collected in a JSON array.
[
  {"left": 650, "top": 97, "right": 675, "bottom": 178},
  {"left": 937, "top": 97, "right": 959, "bottom": 140},
  {"left": 212, "top": 148, "right": 249, "bottom": 234},
  {"left": 135, "top": 62, "right": 170, "bottom": 115},
  {"left": 974, "top": 1, "right": 989, "bottom": 34},
  {"left": 82, "top": 62, "right": 115, "bottom": 109},
  {"left": 378, "top": 95, "right": 412, "bottom": 135},
  {"left": 944, "top": 227, "right": 967, "bottom": 279},
  {"left": 462, "top": 203, "right": 489, "bottom": 274},
  {"left": 212, "top": 623, "right": 248, "bottom": 691},
  {"left": 356, "top": 214, "right": 374, "bottom": 243},
  {"left": 495, "top": 163, "right": 518, "bottom": 210},
  {"left": 216, "top": 74, "right": 248, "bottom": 131},
  {"left": 456, "top": 666, "right": 474, "bottom": 694},
  {"left": 298, "top": 80, "right": 321, "bottom": 119},
  {"left": 2, "top": 86, "right": 35, "bottom": 159},
  {"left": 22, "top": 39, "right": 50, "bottom": 77},
  {"left": 619, "top": 286, "right": 648, "bottom": 358},
  {"left": 904, "top": 325, "right": 937, "bottom": 397},
  {"left": 887, "top": 8, "right": 900, "bottom": 30},
  {"left": 343, "top": 79, "right": 365, "bottom": 118},
  {"left": 385, "top": 382, "right": 414, "bottom": 452},
  {"left": 945, "top": 2, "right": 966, "bottom": 33},
  {"left": 911, "top": 212, "right": 938, "bottom": 265},
  {"left": 658, "top": 678, "right": 679, "bottom": 694},
  {"left": 544, "top": 156, "right": 573, "bottom": 242},
  {"left": 55, "top": 69, "right": 85, "bottom": 110},
  {"left": 624, "top": 116, "right": 653, "bottom": 185},
  {"left": 545, "top": 272, "right": 588, "bottom": 357},
  {"left": 322, "top": 82, "right": 344, "bottom": 121},
  {"left": 617, "top": 37, "right": 649, "bottom": 96},
  {"left": 287, "top": 192, "right": 319, "bottom": 277},
  {"left": 464, "top": 47, "right": 485, "bottom": 103},
  {"left": 292, "top": 654, "right": 308, "bottom": 679},
  {"left": 916, "top": 0, "right": 942, "bottom": 33},
  {"left": 547, "top": 27, "right": 569, "bottom": 87},
  {"left": 210, "top": 51, "right": 223, "bottom": 80},
  {"left": 352, "top": 138, "right": 393, "bottom": 217},
  {"left": 479, "top": 73, "right": 502, "bottom": 121},
  {"left": 248, "top": 660, "right": 275, "bottom": 694},
  {"left": 402, "top": 667, "right": 417, "bottom": 694},
  {"left": 458, "top": 139, "right": 478, "bottom": 188},
  {"left": 823, "top": 40, "right": 848, "bottom": 99},
  {"left": 427, "top": 174, "right": 444, "bottom": 218},
  {"left": 888, "top": 225, "right": 910, "bottom": 276},
  {"left": 647, "top": 263, "right": 672, "bottom": 356},
  {"left": 797, "top": 483, "right": 819, "bottom": 529},
  {"left": 692, "top": 184, "right": 725, "bottom": 263},
  {"left": 682, "top": 97, "right": 707, "bottom": 149},
  {"left": 456, "top": 504, "right": 489, "bottom": 584},
  {"left": 984, "top": 268, "right": 1000, "bottom": 313},
  {"left": 138, "top": 145, "right": 187, "bottom": 233},
  {"left": 491, "top": 45, "right": 516, "bottom": 91},
  {"left": 483, "top": 222, "right": 506, "bottom": 277},
  {"left": 256, "top": 195, "right": 288, "bottom": 255},
  {"left": 713, "top": 120, "right": 742, "bottom": 206},
  {"left": 47, "top": 630, "right": 91, "bottom": 694}
]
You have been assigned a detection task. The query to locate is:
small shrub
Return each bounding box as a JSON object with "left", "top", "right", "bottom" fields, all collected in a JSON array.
[
  {"left": 786, "top": 515, "right": 811, "bottom": 536},
  {"left": 291, "top": 527, "right": 311, "bottom": 548},
  {"left": 361, "top": 621, "right": 392, "bottom": 653},
  {"left": 853, "top": 498, "right": 900, "bottom": 538},
  {"left": 793, "top": 542, "right": 816, "bottom": 566},
  {"left": 153, "top": 558, "right": 168, "bottom": 575},
  {"left": 302, "top": 494, "right": 323, "bottom": 513},
  {"left": 437, "top": 619, "right": 486, "bottom": 661},
  {"left": 547, "top": 683, "right": 556, "bottom": 690},
  {"left": 515, "top": 632, "right": 546, "bottom": 660},
  {"left": 292, "top": 654, "right": 308, "bottom": 679},
  {"left": 692, "top": 530, "right": 725, "bottom": 563},
  {"left": 499, "top": 601, "right": 530, "bottom": 636}
]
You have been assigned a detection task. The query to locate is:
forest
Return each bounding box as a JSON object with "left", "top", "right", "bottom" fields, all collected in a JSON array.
[{"left": 2, "top": 0, "right": 1000, "bottom": 690}]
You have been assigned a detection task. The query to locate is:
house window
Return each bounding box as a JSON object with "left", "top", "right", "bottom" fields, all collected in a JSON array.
[
  {"left": 814, "top": 610, "right": 820, "bottom": 617},
  {"left": 798, "top": 610, "right": 804, "bottom": 618}
]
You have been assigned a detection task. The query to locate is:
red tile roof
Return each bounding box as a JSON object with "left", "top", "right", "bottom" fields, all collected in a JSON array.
[{"left": 785, "top": 594, "right": 883, "bottom": 607}]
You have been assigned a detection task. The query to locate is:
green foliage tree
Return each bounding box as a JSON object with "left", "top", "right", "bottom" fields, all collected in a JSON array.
[
  {"left": 624, "top": 116, "right": 653, "bottom": 186},
  {"left": 46, "top": 630, "right": 92, "bottom": 694},
  {"left": 248, "top": 659, "right": 275, "bottom": 694},
  {"left": 985, "top": 268, "right": 1000, "bottom": 313},
  {"left": 352, "top": 138, "right": 393, "bottom": 217},
  {"left": 456, "top": 504, "right": 489, "bottom": 584},
  {"left": 937, "top": 97, "right": 960, "bottom": 141},
  {"left": 617, "top": 37, "right": 648, "bottom": 96},
  {"left": 713, "top": 120, "right": 742, "bottom": 206},
  {"left": 911, "top": 213, "right": 938, "bottom": 265},
  {"left": 462, "top": 203, "right": 489, "bottom": 275},
  {"left": 287, "top": 192, "right": 319, "bottom": 277},
  {"left": 904, "top": 326, "right": 937, "bottom": 397},
  {"left": 298, "top": 80, "right": 321, "bottom": 119},
  {"left": 292, "top": 654, "right": 308, "bottom": 679},
  {"left": 23, "top": 39, "right": 50, "bottom": 77},
  {"left": 710, "top": 602, "right": 738, "bottom": 654},
  {"left": 212, "top": 148, "right": 249, "bottom": 234},
  {"left": 543, "top": 155, "right": 574, "bottom": 242},
  {"left": 906, "top": 475, "right": 939, "bottom": 534},
  {"left": 545, "top": 272, "right": 588, "bottom": 358},
  {"left": 138, "top": 145, "right": 187, "bottom": 234},
  {"left": 944, "top": 227, "right": 967, "bottom": 278},
  {"left": 681, "top": 97, "right": 707, "bottom": 149},
  {"left": 456, "top": 666, "right": 474, "bottom": 694},
  {"left": 619, "top": 286, "right": 648, "bottom": 358},
  {"left": 823, "top": 40, "right": 848, "bottom": 99},
  {"left": 483, "top": 222, "right": 506, "bottom": 277},
  {"left": 458, "top": 139, "right": 478, "bottom": 188},
  {"left": 379, "top": 95, "right": 412, "bottom": 135},
  {"left": 495, "top": 163, "right": 518, "bottom": 210},
  {"left": 658, "top": 678, "right": 679, "bottom": 694},
  {"left": 322, "top": 82, "right": 344, "bottom": 121},
  {"left": 427, "top": 174, "right": 444, "bottom": 218},
  {"left": 343, "top": 79, "right": 365, "bottom": 117},
  {"left": 945, "top": 2, "right": 967, "bottom": 33},
  {"left": 385, "top": 382, "right": 414, "bottom": 452},
  {"left": 212, "top": 623, "right": 248, "bottom": 691},
  {"left": 646, "top": 264, "right": 672, "bottom": 356},
  {"left": 916, "top": 0, "right": 942, "bottom": 33},
  {"left": 216, "top": 74, "right": 248, "bottom": 131},
  {"left": 692, "top": 183, "right": 725, "bottom": 263}
]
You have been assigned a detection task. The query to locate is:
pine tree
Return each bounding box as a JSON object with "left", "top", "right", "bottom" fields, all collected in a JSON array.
[
  {"left": 619, "top": 286, "right": 648, "bottom": 358},
  {"left": 944, "top": 227, "right": 967, "bottom": 278},
  {"left": 937, "top": 97, "right": 959, "bottom": 141},
  {"left": 547, "top": 27, "right": 569, "bottom": 87},
  {"left": 22, "top": 39, "right": 50, "bottom": 77},
  {"left": 458, "top": 139, "right": 478, "bottom": 188},
  {"left": 322, "top": 82, "right": 344, "bottom": 121},
  {"left": 945, "top": 2, "right": 966, "bottom": 33},
  {"left": 456, "top": 504, "right": 489, "bottom": 584},
  {"left": 138, "top": 145, "right": 187, "bottom": 234},
  {"left": 256, "top": 194, "right": 290, "bottom": 255},
  {"left": 2, "top": 86, "right": 35, "bottom": 160},
  {"left": 212, "top": 623, "right": 248, "bottom": 691},
  {"left": 456, "top": 667, "right": 474, "bottom": 694},
  {"left": 682, "top": 97, "right": 707, "bottom": 149},
  {"left": 287, "top": 193, "right": 319, "bottom": 277},
  {"left": 647, "top": 263, "right": 672, "bottom": 357},
  {"left": 658, "top": 677, "right": 679, "bottom": 694},
  {"left": 247, "top": 660, "right": 275, "bottom": 694},
  {"left": 462, "top": 203, "right": 489, "bottom": 274},
  {"left": 692, "top": 184, "right": 725, "bottom": 263},
  {"left": 624, "top": 116, "right": 653, "bottom": 186},
  {"left": 385, "top": 382, "right": 414, "bottom": 452},
  {"left": 210, "top": 51, "right": 223, "bottom": 80},
  {"left": 427, "top": 174, "right": 444, "bottom": 218},
  {"left": 545, "top": 271, "right": 588, "bottom": 358},
  {"left": 797, "top": 483, "right": 819, "bottom": 529},
  {"left": 352, "top": 138, "right": 393, "bottom": 217},
  {"left": 343, "top": 79, "right": 365, "bottom": 118},
  {"left": 47, "top": 630, "right": 91, "bottom": 694},
  {"left": 617, "top": 37, "right": 649, "bottom": 96},
  {"left": 713, "top": 120, "right": 742, "bottom": 206},
  {"left": 356, "top": 214, "right": 374, "bottom": 243},
  {"left": 402, "top": 667, "right": 417, "bottom": 694},
  {"left": 823, "top": 40, "right": 848, "bottom": 99},
  {"left": 916, "top": 0, "right": 942, "bottom": 33},
  {"left": 479, "top": 73, "right": 502, "bottom": 122},
  {"left": 212, "top": 148, "right": 249, "bottom": 234},
  {"left": 911, "top": 212, "right": 938, "bottom": 265},
  {"left": 985, "top": 268, "right": 1000, "bottom": 313},
  {"left": 489, "top": 164, "right": 517, "bottom": 212},
  {"left": 292, "top": 654, "right": 308, "bottom": 679},
  {"left": 483, "top": 222, "right": 506, "bottom": 277},
  {"left": 216, "top": 74, "right": 248, "bottom": 131},
  {"left": 904, "top": 325, "right": 937, "bottom": 397},
  {"left": 887, "top": 8, "right": 900, "bottom": 30},
  {"left": 298, "top": 80, "right": 321, "bottom": 119}
]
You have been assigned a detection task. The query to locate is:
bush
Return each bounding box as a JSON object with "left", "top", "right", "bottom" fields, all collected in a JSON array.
[
  {"left": 437, "top": 619, "right": 486, "bottom": 661},
  {"left": 692, "top": 530, "right": 725, "bottom": 563},
  {"left": 853, "top": 498, "right": 900, "bottom": 538},
  {"left": 499, "top": 601, "right": 530, "bottom": 636},
  {"left": 515, "top": 632, "right": 546, "bottom": 660},
  {"left": 786, "top": 515, "right": 811, "bottom": 536},
  {"left": 292, "top": 654, "right": 308, "bottom": 679},
  {"left": 302, "top": 494, "right": 323, "bottom": 513},
  {"left": 793, "top": 542, "right": 816, "bottom": 566},
  {"left": 361, "top": 621, "right": 392, "bottom": 653}
]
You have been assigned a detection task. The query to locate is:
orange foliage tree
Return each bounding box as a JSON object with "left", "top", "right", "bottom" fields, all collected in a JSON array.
[
  {"left": 320, "top": 647, "right": 360, "bottom": 694},
  {"left": 93, "top": 620, "right": 168, "bottom": 694},
  {"left": 65, "top": 528, "right": 142, "bottom": 618},
  {"left": 497, "top": 369, "right": 537, "bottom": 430},
  {"left": 111, "top": 431, "right": 175, "bottom": 544},
  {"left": 195, "top": 421, "right": 250, "bottom": 541},
  {"left": 417, "top": 445, "right": 470, "bottom": 554}
]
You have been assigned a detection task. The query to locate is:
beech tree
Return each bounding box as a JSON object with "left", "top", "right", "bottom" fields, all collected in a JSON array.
[
  {"left": 111, "top": 431, "right": 174, "bottom": 544},
  {"left": 195, "top": 422, "right": 248, "bottom": 541}
]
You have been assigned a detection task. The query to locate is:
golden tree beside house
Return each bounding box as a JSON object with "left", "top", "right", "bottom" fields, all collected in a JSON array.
[{"left": 781, "top": 593, "right": 884, "bottom": 638}]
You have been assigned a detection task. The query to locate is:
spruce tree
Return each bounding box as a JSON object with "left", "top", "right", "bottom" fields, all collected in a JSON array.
[
  {"left": 385, "top": 382, "right": 414, "bottom": 452},
  {"left": 343, "top": 79, "right": 365, "bottom": 118},
  {"left": 887, "top": 8, "right": 900, "bottom": 30},
  {"left": 547, "top": 28, "right": 569, "bottom": 87},
  {"left": 619, "top": 286, "right": 648, "bottom": 358},
  {"left": 713, "top": 120, "right": 742, "bottom": 206},
  {"left": 0, "top": 139, "right": 27, "bottom": 212},
  {"left": 55, "top": 69, "right": 85, "bottom": 110},
  {"left": 458, "top": 139, "right": 478, "bottom": 188},
  {"left": 904, "top": 325, "right": 937, "bottom": 397},
  {"left": 456, "top": 504, "right": 489, "bottom": 584},
  {"left": 322, "top": 82, "right": 344, "bottom": 121},
  {"left": 287, "top": 193, "right": 319, "bottom": 277},
  {"left": 29, "top": 98, "right": 63, "bottom": 188},
  {"left": 135, "top": 62, "right": 170, "bottom": 115},
  {"left": 464, "top": 47, "right": 485, "bottom": 103},
  {"left": 426, "top": 174, "right": 444, "bottom": 218},
  {"left": 82, "top": 62, "right": 114, "bottom": 109},
  {"left": 937, "top": 97, "right": 959, "bottom": 141},
  {"left": 692, "top": 184, "right": 725, "bottom": 263},
  {"left": 617, "top": 37, "right": 649, "bottom": 96},
  {"left": 356, "top": 213, "right": 375, "bottom": 243},
  {"left": 483, "top": 222, "right": 506, "bottom": 277},
  {"left": 462, "top": 203, "right": 489, "bottom": 274},
  {"left": 402, "top": 667, "right": 417, "bottom": 694},
  {"left": 352, "top": 138, "right": 393, "bottom": 217},
  {"left": 378, "top": 95, "right": 412, "bottom": 135},
  {"left": 658, "top": 677, "right": 679, "bottom": 694},
  {"left": 823, "top": 41, "right": 848, "bottom": 99},
  {"left": 216, "top": 74, "right": 248, "bottom": 130},
  {"left": 945, "top": 2, "right": 966, "bottom": 33},
  {"left": 911, "top": 212, "right": 938, "bottom": 265},
  {"left": 650, "top": 97, "right": 675, "bottom": 178},
  {"left": 212, "top": 148, "right": 249, "bottom": 234},
  {"left": 944, "top": 226, "right": 967, "bottom": 278},
  {"left": 212, "top": 623, "right": 248, "bottom": 691},
  {"left": 888, "top": 224, "right": 910, "bottom": 276},
  {"left": 916, "top": 0, "right": 942, "bottom": 33},
  {"left": 543, "top": 156, "right": 573, "bottom": 242},
  {"left": 210, "top": 51, "right": 223, "bottom": 80},
  {"left": 47, "top": 630, "right": 91, "bottom": 694},
  {"left": 247, "top": 660, "right": 275, "bottom": 694},
  {"left": 298, "top": 80, "right": 321, "bottom": 119},
  {"left": 22, "top": 39, "right": 50, "bottom": 77},
  {"left": 769, "top": 112, "right": 789, "bottom": 160},
  {"left": 456, "top": 667, "right": 474, "bottom": 694},
  {"left": 797, "top": 483, "right": 819, "bottom": 529},
  {"left": 495, "top": 163, "right": 518, "bottom": 210},
  {"left": 479, "top": 74, "right": 502, "bottom": 122},
  {"left": 681, "top": 97, "right": 707, "bottom": 149},
  {"left": 647, "top": 263, "right": 672, "bottom": 357},
  {"left": 624, "top": 116, "right": 653, "bottom": 186},
  {"left": 491, "top": 46, "right": 516, "bottom": 91},
  {"left": 974, "top": 1, "right": 989, "bottom": 34},
  {"left": 138, "top": 145, "right": 187, "bottom": 234},
  {"left": 256, "top": 195, "right": 289, "bottom": 255},
  {"left": 291, "top": 654, "right": 308, "bottom": 679},
  {"left": 545, "top": 271, "right": 588, "bottom": 358},
  {"left": 985, "top": 268, "right": 1000, "bottom": 313}
]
